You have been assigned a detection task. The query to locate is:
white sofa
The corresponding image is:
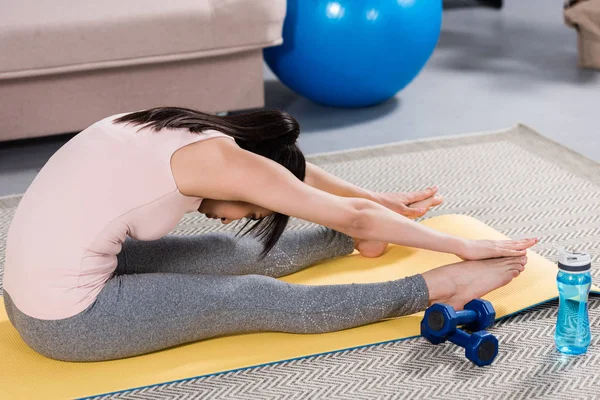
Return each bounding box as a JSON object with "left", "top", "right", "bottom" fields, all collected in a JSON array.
[{"left": 0, "top": 0, "right": 287, "bottom": 141}]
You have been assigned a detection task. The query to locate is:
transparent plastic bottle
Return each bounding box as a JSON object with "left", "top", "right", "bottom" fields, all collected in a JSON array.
[{"left": 554, "top": 247, "right": 592, "bottom": 355}]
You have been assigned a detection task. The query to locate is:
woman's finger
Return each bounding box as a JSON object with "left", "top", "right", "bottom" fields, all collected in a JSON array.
[
  {"left": 406, "top": 187, "right": 438, "bottom": 203},
  {"left": 409, "top": 195, "right": 443, "bottom": 211},
  {"left": 401, "top": 205, "right": 428, "bottom": 218},
  {"left": 501, "top": 249, "right": 528, "bottom": 257},
  {"left": 429, "top": 195, "right": 444, "bottom": 207},
  {"left": 501, "top": 239, "right": 537, "bottom": 250}
]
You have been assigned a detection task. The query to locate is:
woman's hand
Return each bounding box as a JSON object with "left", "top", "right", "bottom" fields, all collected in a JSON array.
[
  {"left": 302, "top": 163, "right": 442, "bottom": 219},
  {"left": 371, "top": 186, "right": 444, "bottom": 219},
  {"left": 456, "top": 238, "right": 538, "bottom": 261}
]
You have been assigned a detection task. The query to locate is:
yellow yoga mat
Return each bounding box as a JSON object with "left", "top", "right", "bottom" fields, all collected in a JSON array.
[{"left": 2, "top": 215, "right": 599, "bottom": 399}]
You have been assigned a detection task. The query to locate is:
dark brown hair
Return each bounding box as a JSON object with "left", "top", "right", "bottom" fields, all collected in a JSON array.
[{"left": 115, "top": 107, "right": 306, "bottom": 256}]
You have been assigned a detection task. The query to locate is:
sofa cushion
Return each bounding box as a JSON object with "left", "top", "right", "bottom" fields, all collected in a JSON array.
[{"left": 0, "top": 0, "right": 285, "bottom": 79}]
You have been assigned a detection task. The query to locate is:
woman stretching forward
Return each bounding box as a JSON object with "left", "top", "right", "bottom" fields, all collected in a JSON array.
[{"left": 4, "top": 107, "right": 536, "bottom": 362}]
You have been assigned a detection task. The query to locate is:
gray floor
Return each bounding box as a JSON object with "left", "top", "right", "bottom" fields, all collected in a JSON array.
[{"left": 1, "top": 0, "right": 598, "bottom": 197}]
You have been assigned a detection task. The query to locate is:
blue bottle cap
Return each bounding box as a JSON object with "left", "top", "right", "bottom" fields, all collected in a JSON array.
[{"left": 556, "top": 246, "right": 591, "bottom": 273}]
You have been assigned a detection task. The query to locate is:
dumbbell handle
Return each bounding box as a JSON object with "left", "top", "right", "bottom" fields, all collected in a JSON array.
[
  {"left": 447, "top": 328, "right": 471, "bottom": 348},
  {"left": 454, "top": 309, "right": 478, "bottom": 326}
]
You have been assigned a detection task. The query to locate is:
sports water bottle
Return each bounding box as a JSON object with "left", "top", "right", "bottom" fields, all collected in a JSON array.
[{"left": 554, "top": 247, "right": 592, "bottom": 355}]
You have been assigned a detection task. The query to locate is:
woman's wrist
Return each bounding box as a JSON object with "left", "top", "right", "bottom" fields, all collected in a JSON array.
[
  {"left": 364, "top": 189, "right": 382, "bottom": 203},
  {"left": 446, "top": 236, "right": 470, "bottom": 258}
]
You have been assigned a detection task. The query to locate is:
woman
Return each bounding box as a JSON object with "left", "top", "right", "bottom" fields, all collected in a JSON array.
[{"left": 3, "top": 107, "right": 536, "bottom": 362}]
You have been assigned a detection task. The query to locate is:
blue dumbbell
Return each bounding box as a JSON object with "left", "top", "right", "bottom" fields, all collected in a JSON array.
[
  {"left": 420, "top": 299, "right": 498, "bottom": 367},
  {"left": 443, "top": 329, "right": 498, "bottom": 367},
  {"left": 421, "top": 299, "right": 496, "bottom": 339}
]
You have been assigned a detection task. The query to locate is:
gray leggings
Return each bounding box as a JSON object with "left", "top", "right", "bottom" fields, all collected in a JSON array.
[{"left": 4, "top": 227, "right": 429, "bottom": 362}]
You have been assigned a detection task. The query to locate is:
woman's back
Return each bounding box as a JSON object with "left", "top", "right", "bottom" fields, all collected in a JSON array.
[{"left": 4, "top": 115, "right": 229, "bottom": 320}]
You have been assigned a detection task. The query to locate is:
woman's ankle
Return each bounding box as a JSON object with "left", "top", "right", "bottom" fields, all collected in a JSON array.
[{"left": 421, "top": 269, "right": 457, "bottom": 306}]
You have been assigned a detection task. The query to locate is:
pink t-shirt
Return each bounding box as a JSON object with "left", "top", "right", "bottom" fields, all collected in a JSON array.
[{"left": 4, "top": 114, "right": 232, "bottom": 320}]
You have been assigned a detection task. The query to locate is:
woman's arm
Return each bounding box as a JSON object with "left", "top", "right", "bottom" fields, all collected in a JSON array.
[
  {"left": 304, "top": 162, "right": 376, "bottom": 200},
  {"left": 305, "top": 162, "right": 443, "bottom": 218},
  {"left": 172, "top": 139, "right": 536, "bottom": 259}
]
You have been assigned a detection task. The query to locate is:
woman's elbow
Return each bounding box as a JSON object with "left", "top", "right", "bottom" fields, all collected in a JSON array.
[{"left": 337, "top": 198, "right": 374, "bottom": 237}]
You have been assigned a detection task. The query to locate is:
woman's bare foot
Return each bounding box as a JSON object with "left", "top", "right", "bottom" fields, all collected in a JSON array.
[
  {"left": 353, "top": 238, "right": 388, "bottom": 258},
  {"left": 421, "top": 256, "right": 527, "bottom": 310}
]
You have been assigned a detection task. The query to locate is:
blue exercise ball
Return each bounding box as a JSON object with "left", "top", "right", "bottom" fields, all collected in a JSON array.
[{"left": 264, "top": 0, "right": 442, "bottom": 108}]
